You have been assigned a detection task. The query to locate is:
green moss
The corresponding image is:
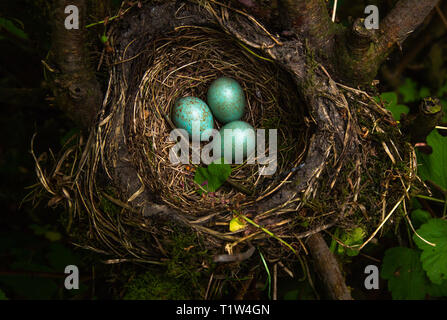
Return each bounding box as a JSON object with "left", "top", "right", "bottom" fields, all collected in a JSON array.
[
  {"left": 99, "top": 186, "right": 122, "bottom": 216},
  {"left": 124, "top": 271, "right": 193, "bottom": 300},
  {"left": 261, "top": 116, "right": 280, "bottom": 129},
  {"left": 123, "top": 227, "right": 212, "bottom": 300},
  {"left": 99, "top": 196, "right": 121, "bottom": 216},
  {"left": 164, "top": 229, "right": 211, "bottom": 285}
]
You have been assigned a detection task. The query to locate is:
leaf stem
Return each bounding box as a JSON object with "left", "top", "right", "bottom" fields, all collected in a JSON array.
[
  {"left": 258, "top": 249, "right": 271, "bottom": 300},
  {"left": 236, "top": 211, "right": 297, "bottom": 255},
  {"left": 415, "top": 194, "right": 446, "bottom": 204},
  {"left": 85, "top": 7, "right": 132, "bottom": 28}
]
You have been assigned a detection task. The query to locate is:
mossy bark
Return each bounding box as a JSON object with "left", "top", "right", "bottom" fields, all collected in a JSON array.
[{"left": 48, "top": 0, "right": 102, "bottom": 129}]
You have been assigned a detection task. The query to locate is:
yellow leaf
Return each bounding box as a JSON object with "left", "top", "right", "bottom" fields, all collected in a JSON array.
[{"left": 229, "top": 216, "right": 246, "bottom": 232}]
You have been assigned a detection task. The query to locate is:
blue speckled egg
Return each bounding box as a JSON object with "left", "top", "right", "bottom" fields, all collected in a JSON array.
[
  {"left": 218, "top": 121, "right": 256, "bottom": 163},
  {"left": 172, "top": 97, "right": 214, "bottom": 141},
  {"left": 207, "top": 77, "right": 246, "bottom": 124}
]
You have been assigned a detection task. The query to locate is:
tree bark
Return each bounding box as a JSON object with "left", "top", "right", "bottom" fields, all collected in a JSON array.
[
  {"left": 378, "top": 0, "right": 441, "bottom": 58},
  {"left": 49, "top": 0, "right": 102, "bottom": 129},
  {"left": 401, "top": 97, "right": 444, "bottom": 143},
  {"left": 334, "top": 0, "right": 440, "bottom": 85},
  {"left": 278, "top": 0, "right": 339, "bottom": 55},
  {"left": 307, "top": 233, "right": 353, "bottom": 300}
]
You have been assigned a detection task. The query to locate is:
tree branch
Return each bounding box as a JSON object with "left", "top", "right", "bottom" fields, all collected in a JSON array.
[
  {"left": 401, "top": 97, "right": 444, "bottom": 143},
  {"left": 307, "top": 233, "right": 353, "bottom": 300},
  {"left": 278, "top": 0, "right": 338, "bottom": 54},
  {"left": 335, "top": 0, "right": 440, "bottom": 86},
  {"left": 49, "top": 0, "right": 102, "bottom": 129},
  {"left": 376, "top": 0, "right": 440, "bottom": 59}
]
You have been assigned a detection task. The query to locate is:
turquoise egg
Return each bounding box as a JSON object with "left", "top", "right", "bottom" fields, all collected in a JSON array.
[
  {"left": 172, "top": 97, "right": 214, "bottom": 141},
  {"left": 218, "top": 121, "right": 256, "bottom": 163},
  {"left": 207, "top": 77, "right": 246, "bottom": 124}
]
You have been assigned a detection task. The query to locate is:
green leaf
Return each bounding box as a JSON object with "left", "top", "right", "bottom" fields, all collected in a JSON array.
[
  {"left": 336, "top": 227, "right": 365, "bottom": 256},
  {"left": 427, "top": 280, "right": 447, "bottom": 298},
  {"left": 329, "top": 228, "right": 341, "bottom": 253},
  {"left": 441, "top": 99, "right": 447, "bottom": 122},
  {"left": 378, "top": 92, "right": 409, "bottom": 121},
  {"left": 283, "top": 281, "right": 316, "bottom": 300},
  {"left": 44, "top": 231, "right": 62, "bottom": 242},
  {"left": 0, "top": 17, "right": 28, "bottom": 40},
  {"left": 0, "top": 276, "right": 58, "bottom": 300},
  {"left": 283, "top": 289, "right": 299, "bottom": 300},
  {"left": 381, "top": 247, "right": 427, "bottom": 300},
  {"left": 411, "top": 209, "right": 432, "bottom": 229},
  {"left": 416, "top": 130, "right": 447, "bottom": 191},
  {"left": 413, "top": 219, "right": 447, "bottom": 285},
  {"left": 208, "top": 160, "right": 232, "bottom": 181},
  {"left": 419, "top": 87, "right": 431, "bottom": 99},
  {"left": 0, "top": 261, "right": 57, "bottom": 299},
  {"left": 399, "top": 78, "right": 419, "bottom": 103},
  {"left": 379, "top": 92, "right": 398, "bottom": 106},
  {"left": 388, "top": 104, "right": 409, "bottom": 122},
  {"left": 193, "top": 158, "right": 231, "bottom": 194},
  {"left": 438, "top": 81, "right": 447, "bottom": 97},
  {"left": 29, "top": 224, "right": 46, "bottom": 236},
  {"left": 29, "top": 224, "right": 62, "bottom": 242},
  {"left": 0, "top": 288, "right": 8, "bottom": 300},
  {"left": 46, "top": 243, "right": 81, "bottom": 271}
]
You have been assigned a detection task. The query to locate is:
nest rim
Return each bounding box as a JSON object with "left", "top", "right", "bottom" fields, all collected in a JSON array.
[{"left": 127, "top": 25, "right": 310, "bottom": 216}]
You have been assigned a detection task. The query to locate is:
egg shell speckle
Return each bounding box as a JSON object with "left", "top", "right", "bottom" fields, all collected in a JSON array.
[
  {"left": 207, "top": 77, "right": 246, "bottom": 124},
  {"left": 172, "top": 97, "right": 214, "bottom": 141}
]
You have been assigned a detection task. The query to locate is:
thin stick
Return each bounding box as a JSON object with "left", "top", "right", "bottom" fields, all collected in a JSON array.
[
  {"left": 226, "top": 178, "right": 254, "bottom": 195},
  {"left": 204, "top": 273, "right": 214, "bottom": 300},
  {"left": 85, "top": 7, "right": 132, "bottom": 28},
  {"left": 435, "top": 4, "right": 447, "bottom": 29},
  {"left": 332, "top": 0, "right": 338, "bottom": 22},
  {"left": 403, "top": 200, "right": 436, "bottom": 247},
  {"left": 273, "top": 263, "right": 278, "bottom": 300},
  {"left": 238, "top": 213, "right": 297, "bottom": 255},
  {"left": 359, "top": 187, "right": 409, "bottom": 250}
]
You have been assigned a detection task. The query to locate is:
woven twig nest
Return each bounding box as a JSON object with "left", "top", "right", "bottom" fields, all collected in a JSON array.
[
  {"left": 34, "top": 1, "right": 419, "bottom": 264},
  {"left": 129, "top": 26, "right": 308, "bottom": 216}
]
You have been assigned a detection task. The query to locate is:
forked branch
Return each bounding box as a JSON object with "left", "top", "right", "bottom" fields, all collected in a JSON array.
[{"left": 335, "top": 0, "right": 440, "bottom": 85}]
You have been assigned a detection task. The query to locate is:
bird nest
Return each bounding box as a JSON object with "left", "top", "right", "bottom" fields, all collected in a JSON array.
[
  {"left": 128, "top": 26, "right": 308, "bottom": 216},
  {"left": 32, "top": 1, "right": 421, "bottom": 265}
]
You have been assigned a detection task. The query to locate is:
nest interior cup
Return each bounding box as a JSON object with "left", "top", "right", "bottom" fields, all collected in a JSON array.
[{"left": 129, "top": 26, "right": 309, "bottom": 216}]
